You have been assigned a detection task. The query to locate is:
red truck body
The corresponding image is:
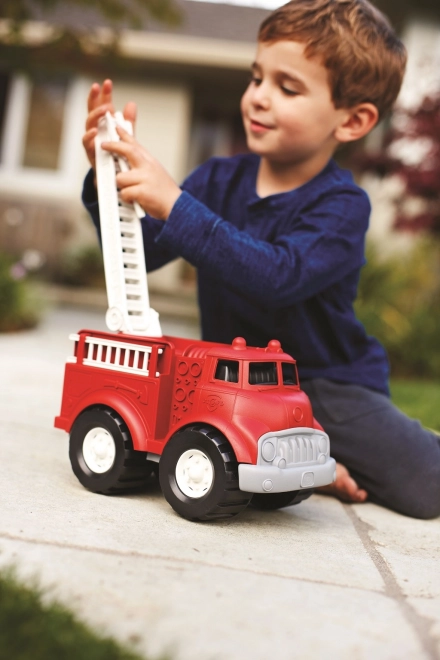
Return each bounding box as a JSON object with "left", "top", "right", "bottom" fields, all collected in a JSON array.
[{"left": 55, "top": 330, "right": 335, "bottom": 520}]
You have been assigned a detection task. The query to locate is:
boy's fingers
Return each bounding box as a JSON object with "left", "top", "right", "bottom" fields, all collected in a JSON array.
[
  {"left": 115, "top": 124, "right": 136, "bottom": 143},
  {"left": 101, "top": 140, "right": 145, "bottom": 167},
  {"left": 87, "top": 83, "right": 101, "bottom": 112},
  {"left": 100, "top": 79, "right": 113, "bottom": 106},
  {"left": 85, "top": 104, "right": 111, "bottom": 131},
  {"left": 116, "top": 170, "right": 140, "bottom": 187},
  {"left": 82, "top": 127, "right": 98, "bottom": 148},
  {"left": 118, "top": 184, "right": 143, "bottom": 205},
  {"left": 123, "top": 101, "right": 137, "bottom": 127}
]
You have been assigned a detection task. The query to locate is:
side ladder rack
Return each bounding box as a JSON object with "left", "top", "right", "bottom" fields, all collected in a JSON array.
[{"left": 95, "top": 111, "right": 162, "bottom": 337}]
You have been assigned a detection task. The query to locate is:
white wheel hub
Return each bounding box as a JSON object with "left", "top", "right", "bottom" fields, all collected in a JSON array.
[
  {"left": 83, "top": 427, "right": 116, "bottom": 473},
  {"left": 175, "top": 449, "right": 214, "bottom": 498}
]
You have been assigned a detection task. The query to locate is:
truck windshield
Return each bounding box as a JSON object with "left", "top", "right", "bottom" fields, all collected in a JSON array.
[
  {"left": 249, "top": 362, "right": 278, "bottom": 386},
  {"left": 282, "top": 362, "right": 298, "bottom": 386}
]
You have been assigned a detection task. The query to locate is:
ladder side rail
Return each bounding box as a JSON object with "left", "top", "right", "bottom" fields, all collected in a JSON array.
[{"left": 95, "top": 111, "right": 162, "bottom": 336}]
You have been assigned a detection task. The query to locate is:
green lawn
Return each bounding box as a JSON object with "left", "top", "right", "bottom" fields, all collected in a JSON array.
[
  {"left": 390, "top": 379, "right": 440, "bottom": 432},
  {"left": 0, "top": 569, "right": 148, "bottom": 660}
]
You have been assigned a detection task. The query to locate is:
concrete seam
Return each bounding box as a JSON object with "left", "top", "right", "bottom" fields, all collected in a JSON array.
[
  {"left": 345, "top": 504, "right": 439, "bottom": 660},
  {"left": 0, "top": 530, "right": 387, "bottom": 596}
]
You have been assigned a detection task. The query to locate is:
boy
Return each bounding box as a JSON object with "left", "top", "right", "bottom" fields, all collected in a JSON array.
[{"left": 82, "top": 0, "right": 440, "bottom": 519}]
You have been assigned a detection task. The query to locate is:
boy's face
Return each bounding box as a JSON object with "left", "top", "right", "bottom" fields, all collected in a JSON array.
[{"left": 241, "top": 40, "right": 348, "bottom": 167}]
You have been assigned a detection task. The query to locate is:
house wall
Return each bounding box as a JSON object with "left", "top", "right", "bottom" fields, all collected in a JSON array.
[
  {"left": 0, "top": 73, "right": 193, "bottom": 289},
  {"left": 111, "top": 79, "right": 192, "bottom": 290}
]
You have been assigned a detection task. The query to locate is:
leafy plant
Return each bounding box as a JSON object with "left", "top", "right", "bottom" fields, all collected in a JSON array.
[
  {"left": 359, "top": 94, "right": 440, "bottom": 235},
  {"left": 0, "top": 0, "right": 182, "bottom": 36},
  {"left": 0, "top": 0, "right": 181, "bottom": 72},
  {"left": 0, "top": 253, "right": 39, "bottom": 332},
  {"left": 355, "top": 241, "right": 440, "bottom": 378},
  {"left": 53, "top": 245, "right": 106, "bottom": 288}
]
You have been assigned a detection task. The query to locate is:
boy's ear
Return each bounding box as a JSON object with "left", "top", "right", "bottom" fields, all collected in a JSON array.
[{"left": 335, "top": 103, "right": 379, "bottom": 143}]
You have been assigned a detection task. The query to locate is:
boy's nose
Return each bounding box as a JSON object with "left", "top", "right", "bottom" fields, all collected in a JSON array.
[{"left": 251, "top": 85, "right": 270, "bottom": 109}]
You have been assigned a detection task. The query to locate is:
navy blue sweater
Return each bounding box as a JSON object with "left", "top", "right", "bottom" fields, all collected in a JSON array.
[{"left": 83, "top": 153, "right": 389, "bottom": 395}]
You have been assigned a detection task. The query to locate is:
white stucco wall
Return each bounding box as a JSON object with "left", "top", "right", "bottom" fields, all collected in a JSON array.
[
  {"left": 111, "top": 80, "right": 191, "bottom": 184},
  {"left": 0, "top": 74, "right": 192, "bottom": 289},
  {"left": 111, "top": 80, "right": 192, "bottom": 290}
]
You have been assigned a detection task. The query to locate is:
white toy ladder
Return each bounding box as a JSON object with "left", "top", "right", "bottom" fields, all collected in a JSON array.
[{"left": 95, "top": 111, "right": 162, "bottom": 337}]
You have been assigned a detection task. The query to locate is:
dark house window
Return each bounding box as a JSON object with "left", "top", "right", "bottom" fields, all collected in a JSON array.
[
  {"left": 22, "top": 76, "right": 68, "bottom": 169},
  {"left": 0, "top": 72, "right": 11, "bottom": 163}
]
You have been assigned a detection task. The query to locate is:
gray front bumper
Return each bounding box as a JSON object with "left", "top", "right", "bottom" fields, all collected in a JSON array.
[{"left": 238, "top": 457, "right": 336, "bottom": 494}]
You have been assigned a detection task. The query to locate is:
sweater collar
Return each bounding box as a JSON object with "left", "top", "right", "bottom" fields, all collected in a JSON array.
[{"left": 246, "top": 155, "right": 337, "bottom": 207}]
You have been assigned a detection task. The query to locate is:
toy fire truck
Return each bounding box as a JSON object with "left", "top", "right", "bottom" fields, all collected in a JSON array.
[{"left": 55, "top": 113, "right": 336, "bottom": 521}]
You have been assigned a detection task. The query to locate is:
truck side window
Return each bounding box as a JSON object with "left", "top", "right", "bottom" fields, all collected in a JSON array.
[
  {"left": 249, "top": 362, "right": 278, "bottom": 385},
  {"left": 215, "top": 359, "right": 239, "bottom": 383},
  {"left": 282, "top": 362, "right": 298, "bottom": 386}
]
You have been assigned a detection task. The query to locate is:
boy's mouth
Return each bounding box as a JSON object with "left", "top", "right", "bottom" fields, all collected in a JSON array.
[{"left": 249, "top": 118, "right": 273, "bottom": 133}]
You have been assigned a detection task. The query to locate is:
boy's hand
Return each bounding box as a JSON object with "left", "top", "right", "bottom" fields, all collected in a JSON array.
[
  {"left": 101, "top": 125, "right": 182, "bottom": 221},
  {"left": 82, "top": 79, "right": 137, "bottom": 172}
]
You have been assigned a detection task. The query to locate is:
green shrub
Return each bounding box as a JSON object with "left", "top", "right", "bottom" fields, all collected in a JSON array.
[
  {"left": 0, "top": 568, "right": 147, "bottom": 660},
  {"left": 54, "top": 245, "right": 105, "bottom": 288},
  {"left": 0, "top": 254, "right": 39, "bottom": 332},
  {"left": 355, "top": 241, "right": 440, "bottom": 378}
]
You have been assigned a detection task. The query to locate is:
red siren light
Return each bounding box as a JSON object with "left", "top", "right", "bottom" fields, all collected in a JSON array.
[
  {"left": 232, "top": 337, "right": 247, "bottom": 350},
  {"left": 267, "top": 339, "right": 282, "bottom": 353}
]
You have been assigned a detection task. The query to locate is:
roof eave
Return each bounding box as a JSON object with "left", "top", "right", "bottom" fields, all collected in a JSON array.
[{"left": 0, "top": 20, "right": 256, "bottom": 71}]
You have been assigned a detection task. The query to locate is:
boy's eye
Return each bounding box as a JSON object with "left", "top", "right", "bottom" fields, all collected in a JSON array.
[
  {"left": 281, "top": 87, "right": 299, "bottom": 96},
  {"left": 250, "top": 76, "right": 262, "bottom": 86}
]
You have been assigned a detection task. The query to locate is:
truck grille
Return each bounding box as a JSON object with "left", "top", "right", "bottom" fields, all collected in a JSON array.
[{"left": 257, "top": 428, "right": 329, "bottom": 468}]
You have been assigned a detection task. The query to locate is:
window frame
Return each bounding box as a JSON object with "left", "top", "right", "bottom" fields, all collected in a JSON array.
[
  {"left": 0, "top": 73, "right": 89, "bottom": 198},
  {"left": 281, "top": 361, "right": 300, "bottom": 387}
]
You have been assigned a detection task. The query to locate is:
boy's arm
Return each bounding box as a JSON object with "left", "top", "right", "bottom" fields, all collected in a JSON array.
[
  {"left": 94, "top": 122, "right": 370, "bottom": 307},
  {"left": 155, "top": 187, "right": 370, "bottom": 309}
]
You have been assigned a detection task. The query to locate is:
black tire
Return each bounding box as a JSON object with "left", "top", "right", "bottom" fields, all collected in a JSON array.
[
  {"left": 159, "top": 425, "right": 252, "bottom": 521},
  {"left": 250, "top": 489, "right": 314, "bottom": 511},
  {"left": 69, "top": 406, "right": 153, "bottom": 494}
]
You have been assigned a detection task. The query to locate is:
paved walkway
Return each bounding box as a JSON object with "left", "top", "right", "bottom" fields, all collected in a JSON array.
[{"left": 0, "top": 306, "right": 439, "bottom": 660}]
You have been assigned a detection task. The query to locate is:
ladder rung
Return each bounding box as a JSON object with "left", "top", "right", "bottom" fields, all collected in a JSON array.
[
  {"left": 123, "top": 254, "right": 142, "bottom": 266},
  {"left": 119, "top": 221, "right": 135, "bottom": 233},
  {"left": 118, "top": 199, "right": 135, "bottom": 211},
  {"left": 125, "top": 284, "right": 143, "bottom": 295},
  {"left": 127, "top": 301, "right": 146, "bottom": 312},
  {"left": 121, "top": 237, "right": 138, "bottom": 250},
  {"left": 118, "top": 208, "right": 137, "bottom": 221}
]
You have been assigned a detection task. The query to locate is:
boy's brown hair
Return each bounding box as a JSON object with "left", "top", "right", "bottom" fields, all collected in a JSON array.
[{"left": 258, "top": 0, "right": 406, "bottom": 118}]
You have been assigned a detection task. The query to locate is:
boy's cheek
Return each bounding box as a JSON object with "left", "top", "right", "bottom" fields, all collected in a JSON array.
[{"left": 240, "top": 90, "right": 250, "bottom": 119}]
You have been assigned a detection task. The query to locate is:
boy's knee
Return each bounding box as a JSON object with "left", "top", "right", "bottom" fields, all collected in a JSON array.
[{"left": 386, "top": 467, "right": 440, "bottom": 520}]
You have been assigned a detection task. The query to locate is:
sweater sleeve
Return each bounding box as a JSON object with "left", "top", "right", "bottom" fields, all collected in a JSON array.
[{"left": 155, "top": 187, "right": 370, "bottom": 309}]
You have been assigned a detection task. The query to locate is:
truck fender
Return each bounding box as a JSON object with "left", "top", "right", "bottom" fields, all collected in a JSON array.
[
  {"left": 65, "top": 389, "right": 151, "bottom": 452},
  {"left": 313, "top": 417, "right": 324, "bottom": 431},
  {"left": 168, "top": 414, "right": 256, "bottom": 465}
]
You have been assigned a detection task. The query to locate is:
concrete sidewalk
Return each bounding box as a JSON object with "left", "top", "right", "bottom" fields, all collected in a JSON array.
[{"left": 0, "top": 306, "right": 439, "bottom": 660}]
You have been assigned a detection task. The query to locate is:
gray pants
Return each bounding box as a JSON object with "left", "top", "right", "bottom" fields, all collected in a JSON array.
[{"left": 301, "top": 379, "right": 440, "bottom": 519}]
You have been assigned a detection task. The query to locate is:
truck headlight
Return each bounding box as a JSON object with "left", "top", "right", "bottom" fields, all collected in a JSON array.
[{"left": 262, "top": 440, "right": 276, "bottom": 462}]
